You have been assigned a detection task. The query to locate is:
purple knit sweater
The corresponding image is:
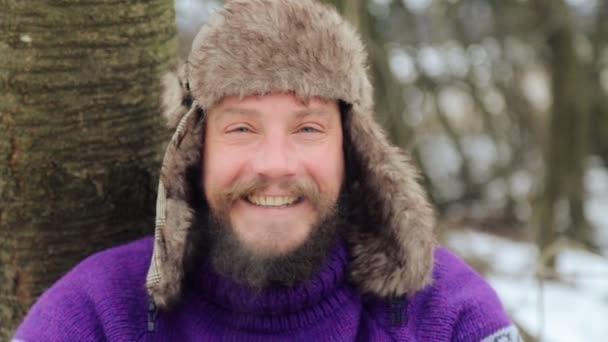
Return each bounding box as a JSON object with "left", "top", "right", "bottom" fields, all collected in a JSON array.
[{"left": 14, "top": 237, "right": 517, "bottom": 341}]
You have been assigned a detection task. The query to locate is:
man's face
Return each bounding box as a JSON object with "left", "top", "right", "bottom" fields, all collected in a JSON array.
[{"left": 203, "top": 92, "right": 344, "bottom": 259}]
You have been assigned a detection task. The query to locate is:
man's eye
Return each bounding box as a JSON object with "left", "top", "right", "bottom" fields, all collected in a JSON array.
[
  {"left": 299, "top": 126, "right": 320, "bottom": 133},
  {"left": 228, "top": 126, "right": 251, "bottom": 133}
]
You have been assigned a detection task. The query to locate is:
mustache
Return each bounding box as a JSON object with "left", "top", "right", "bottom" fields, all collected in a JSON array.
[{"left": 217, "top": 176, "right": 328, "bottom": 209}]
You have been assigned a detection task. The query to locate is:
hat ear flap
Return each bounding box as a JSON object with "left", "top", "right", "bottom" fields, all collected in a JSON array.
[
  {"left": 160, "top": 61, "right": 192, "bottom": 130},
  {"left": 344, "top": 105, "right": 437, "bottom": 298},
  {"left": 147, "top": 103, "right": 205, "bottom": 308}
]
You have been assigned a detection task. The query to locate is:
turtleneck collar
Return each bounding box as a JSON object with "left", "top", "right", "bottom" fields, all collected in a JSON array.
[{"left": 182, "top": 238, "right": 360, "bottom": 332}]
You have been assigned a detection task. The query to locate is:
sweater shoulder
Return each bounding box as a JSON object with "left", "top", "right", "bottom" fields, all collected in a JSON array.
[
  {"left": 431, "top": 247, "right": 495, "bottom": 292},
  {"left": 57, "top": 236, "right": 154, "bottom": 296},
  {"left": 74, "top": 236, "right": 154, "bottom": 280},
  {"left": 14, "top": 237, "right": 154, "bottom": 342},
  {"left": 408, "top": 247, "right": 516, "bottom": 341}
]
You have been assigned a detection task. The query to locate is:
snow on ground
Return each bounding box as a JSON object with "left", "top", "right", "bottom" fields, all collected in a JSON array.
[
  {"left": 585, "top": 163, "right": 608, "bottom": 252},
  {"left": 445, "top": 229, "right": 608, "bottom": 342}
]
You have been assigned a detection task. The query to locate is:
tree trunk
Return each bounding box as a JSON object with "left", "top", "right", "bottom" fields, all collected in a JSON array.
[
  {"left": 534, "top": 0, "right": 592, "bottom": 269},
  {"left": 590, "top": 1, "right": 608, "bottom": 169},
  {"left": 0, "top": 0, "right": 177, "bottom": 338},
  {"left": 326, "top": 0, "right": 415, "bottom": 148}
]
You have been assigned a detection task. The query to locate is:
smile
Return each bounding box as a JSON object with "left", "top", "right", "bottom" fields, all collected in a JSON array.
[{"left": 246, "top": 195, "right": 303, "bottom": 208}]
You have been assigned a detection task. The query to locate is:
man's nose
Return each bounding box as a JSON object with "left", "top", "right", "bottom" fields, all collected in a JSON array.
[{"left": 251, "top": 133, "right": 297, "bottom": 179}]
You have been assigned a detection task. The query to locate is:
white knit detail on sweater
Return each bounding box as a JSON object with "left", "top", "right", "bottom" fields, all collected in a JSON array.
[{"left": 480, "top": 325, "right": 522, "bottom": 342}]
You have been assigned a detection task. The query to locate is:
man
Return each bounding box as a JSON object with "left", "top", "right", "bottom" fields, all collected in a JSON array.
[{"left": 14, "top": 0, "right": 520, "bottom": 341}]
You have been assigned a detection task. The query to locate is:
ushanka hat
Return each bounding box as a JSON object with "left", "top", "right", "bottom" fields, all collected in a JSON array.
[{"left": 147, "top": 0, "right": 436, "bottom": 308}]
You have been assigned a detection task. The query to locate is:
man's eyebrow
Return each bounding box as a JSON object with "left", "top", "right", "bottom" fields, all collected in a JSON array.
[
  {"left": 217, "top": 107, "right": 261, "bottom": 117},
  {"left": 293, "top": 109, "right": 330, "bottom": 118},
  {"left": 216, "top": 107, "right": 330, "bottom": 118}
]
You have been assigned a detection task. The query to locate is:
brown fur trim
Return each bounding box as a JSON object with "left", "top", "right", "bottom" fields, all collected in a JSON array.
[
  {"left": 160, "top": 61, "right": 191, "bottom": 130},
  {"left": 346, "top": 105, "right": 437, "bottom": 297},
  {"left": 188, "top": 0, "right": 373, "bottom": 110}
]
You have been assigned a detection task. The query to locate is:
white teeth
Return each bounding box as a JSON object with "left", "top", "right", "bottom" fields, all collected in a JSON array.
[{"left": 247, "top": 195, "right": 298, "bottom": 207}]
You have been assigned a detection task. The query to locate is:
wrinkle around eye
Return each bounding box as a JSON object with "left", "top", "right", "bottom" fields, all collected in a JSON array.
[
  {"left": 292, "top": 128, "right": 329, "bottom": 145},
  {"left": 294, "top": 122, "right": 326, "bottom": 134}
]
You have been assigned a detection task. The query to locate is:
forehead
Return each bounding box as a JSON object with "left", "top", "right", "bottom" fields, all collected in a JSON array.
[{"left": 208, "top": 92, "right": 339, "bottom": 119}]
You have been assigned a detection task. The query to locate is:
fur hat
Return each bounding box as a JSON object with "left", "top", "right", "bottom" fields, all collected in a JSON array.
[{"left": 147, "top": 0, "right": 436, "bottom": 308}]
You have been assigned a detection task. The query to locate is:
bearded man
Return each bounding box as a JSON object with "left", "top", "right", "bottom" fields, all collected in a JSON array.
[{"left": 14, "top": 1, "right": 520, "bottom": 341}]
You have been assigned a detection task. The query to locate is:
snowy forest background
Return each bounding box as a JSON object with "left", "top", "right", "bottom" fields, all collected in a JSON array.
[{"left": 2, "top": 0, "right": 608, "bottom": 340}]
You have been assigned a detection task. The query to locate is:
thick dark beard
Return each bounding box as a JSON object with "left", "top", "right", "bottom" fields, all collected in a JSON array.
[{"left": 202, "top": 197, "right": 345, "bottom": 290}]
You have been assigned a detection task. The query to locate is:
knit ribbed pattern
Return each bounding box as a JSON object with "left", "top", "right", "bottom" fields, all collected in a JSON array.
[{"left": 14, "top": 237, "right": 514, "bottom": 341}]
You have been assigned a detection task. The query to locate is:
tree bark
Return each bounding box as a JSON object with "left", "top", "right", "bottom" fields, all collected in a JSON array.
[{"left": 0, "top": 0, "right": 177, "bottom": 338}]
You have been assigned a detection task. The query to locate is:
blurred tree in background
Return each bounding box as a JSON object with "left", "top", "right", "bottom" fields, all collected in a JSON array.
[
  {"left": 0, "top": 0, "right": 176, "bottom": 338},
  {"left": 308, "top": 0, "right": 606, "bottom": 270}
]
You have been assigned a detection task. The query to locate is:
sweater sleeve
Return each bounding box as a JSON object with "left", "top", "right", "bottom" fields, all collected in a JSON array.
[
  {"left": 12, "top": 268, "right": 105, "bottom": 342},
  {"left": 450, "top": 283, "right": 522, "bottom": 342},
  {"left": 439, "top": 248, "right": 522, "bottom": 342}
]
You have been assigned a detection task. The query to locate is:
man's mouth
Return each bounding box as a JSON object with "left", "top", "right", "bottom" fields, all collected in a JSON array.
[{"left": 245, "top": 195, "right": 303, "bottom": 208}]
